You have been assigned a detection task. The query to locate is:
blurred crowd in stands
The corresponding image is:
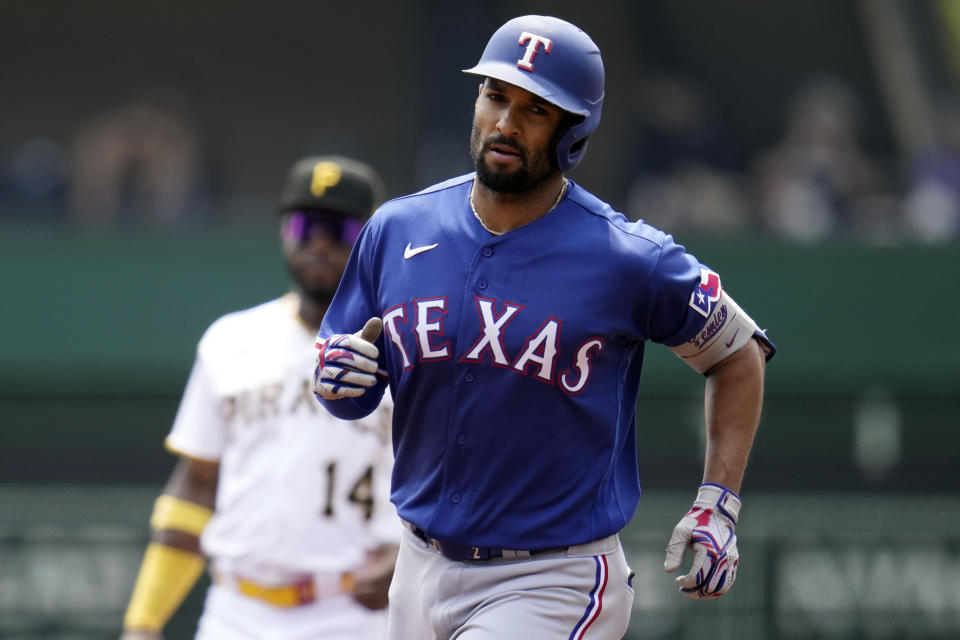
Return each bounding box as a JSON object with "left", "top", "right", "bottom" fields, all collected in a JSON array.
[
  {"left": 624, "top": 72, "right": 960, "bottom": 244},
  {"left": 0, "top": 82, "right": 212, "bottom": 232},
  {"left": 1, "top": 72, "right": 958, "bottom": 244}
]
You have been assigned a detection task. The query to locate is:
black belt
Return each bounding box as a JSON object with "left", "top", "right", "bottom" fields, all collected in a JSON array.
[{"left": 402, "top": 519, "right": 566, "bottom": 562}]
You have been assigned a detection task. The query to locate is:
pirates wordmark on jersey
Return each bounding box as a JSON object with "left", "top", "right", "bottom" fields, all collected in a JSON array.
[{"left": 220, "top": 376, "right": 389, "bottom": 444}]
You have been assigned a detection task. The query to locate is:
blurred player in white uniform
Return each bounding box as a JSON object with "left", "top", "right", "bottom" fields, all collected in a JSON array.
[{"left": 120, "top": 156, "right": 399, "bottom": 640}]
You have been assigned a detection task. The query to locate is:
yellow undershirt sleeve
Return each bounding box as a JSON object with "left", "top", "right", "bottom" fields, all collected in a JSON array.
[
  {"left": 122, "top": 496, "right": 214, "bottom": 631},
  {"left": 122, "top": 542, "right": 206, "bottom": 631}
]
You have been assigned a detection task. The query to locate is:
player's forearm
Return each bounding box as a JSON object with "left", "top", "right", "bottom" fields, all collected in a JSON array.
[
  {"left": 701, "top": 338, "right": 766, "bottom": 492},
  {"left": 147, "top": 458, "right": 217, "bottom": 553},
  {"left": 152, "top": 527, "right": 202, "bottom": 554},
  {"left": 123, "top": 495, "right": 212, "bottom": 632},
  {"left": 123, "top": 459, "right": 217, "bottom": 633},
  {"left": 318, "top": 386, "right": 384, "bottom": 420}
]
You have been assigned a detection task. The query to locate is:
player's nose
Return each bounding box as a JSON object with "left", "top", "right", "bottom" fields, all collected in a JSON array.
[{"left": 495, "top": 105, "right": 522, "bottom": 137}]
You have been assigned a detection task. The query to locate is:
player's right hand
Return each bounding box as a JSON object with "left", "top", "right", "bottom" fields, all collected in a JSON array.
[
  {"left": 313, "top": 317, "right": 383, "bottom": 400},
  {"left": 341, "top": 543, "right": 398, "bottom": 610}
]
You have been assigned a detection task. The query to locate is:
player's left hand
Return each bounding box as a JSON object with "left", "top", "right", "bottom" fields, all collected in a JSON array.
[
  {"left": 340, "top": 543, "right": 398, "bottom": 610},
  {"left": 663, "top": 482, "right": 741, "bottom": 599},
  {"left": 314, "top": 317, "right": 383, "bottom": 400}
]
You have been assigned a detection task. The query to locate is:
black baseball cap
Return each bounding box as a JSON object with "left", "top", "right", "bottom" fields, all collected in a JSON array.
[{"left": 277, "top": 155, "right": 385, "bottom": 219}]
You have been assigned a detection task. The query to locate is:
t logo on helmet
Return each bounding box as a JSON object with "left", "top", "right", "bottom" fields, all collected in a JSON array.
[
  {"left": 310, "top": 161, "right": 342, "bottom": 197},
  {"left": 516, "top": 32, "right": 553, "bottom": 71}
]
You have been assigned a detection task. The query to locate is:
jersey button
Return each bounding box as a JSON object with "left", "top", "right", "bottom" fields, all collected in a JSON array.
[
  {"left": 457, "top": 435, "right": 467, "bottom": 445},
  {"left": 477, "top": 278, "right": 488, "bottom": 290},
  {"left": 482, "top": 247, "right": 494, "bottom": 258},
  {"left": 451, "top": 493, "right": 462, "bottom": 503},
  {"left": 465, "top": 372, "right": 475, "bottom": 383}
]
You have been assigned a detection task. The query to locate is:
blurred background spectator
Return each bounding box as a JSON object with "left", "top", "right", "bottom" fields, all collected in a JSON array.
[
  {"left": 749, "top": 74, "right": 897, "bottom": 242},
  {"left": 0, "top": 136, "right": 70, "bottom": 222},
  {"left": 68, "top": 81, "right": 210, "bottom": 230},
  {"left": 624, "top": 71, "right": 752, "bottom": 234},
  {"left": 902, "top": 94, "right": 960, "bottom": 242}
]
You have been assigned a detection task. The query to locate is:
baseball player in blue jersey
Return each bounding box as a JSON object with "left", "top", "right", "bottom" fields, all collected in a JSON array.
[{"left": 314, "top": 15, "right": 776, "bottom": 639}]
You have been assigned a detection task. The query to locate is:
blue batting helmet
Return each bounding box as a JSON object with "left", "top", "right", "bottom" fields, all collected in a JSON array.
[{"left": 463, "top": 15, "right": 605, "bottom": 172}]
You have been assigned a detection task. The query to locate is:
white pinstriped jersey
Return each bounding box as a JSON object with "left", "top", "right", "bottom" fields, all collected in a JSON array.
[{"left": 166, "top": 293, "right": 398, "bottom": 579}]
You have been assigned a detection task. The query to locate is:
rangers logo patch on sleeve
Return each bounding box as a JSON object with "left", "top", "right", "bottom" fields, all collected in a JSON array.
[{"left": 689, "top": 268, "right": 723, "bottom": 318}]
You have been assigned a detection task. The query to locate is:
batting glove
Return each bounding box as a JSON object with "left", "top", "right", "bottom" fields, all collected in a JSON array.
[
  {"left": 663, "top": 482, "right": 741, "bottom": 599},
  {"left": 314, "top": 317, "right": 383, "bottom": 400}
]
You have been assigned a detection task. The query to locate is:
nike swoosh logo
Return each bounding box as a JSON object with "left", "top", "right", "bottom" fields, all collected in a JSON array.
[
  {"left": 725, "top": 329, "right": 740, "bottom": 348},
  {"left": 404, "top": 242, "right": 439, "bottom": 259}
]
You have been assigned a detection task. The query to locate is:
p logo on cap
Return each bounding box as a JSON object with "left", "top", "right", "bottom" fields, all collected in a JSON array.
[{"left": 311, "top": 162, "right": 342, "bottom": 197}]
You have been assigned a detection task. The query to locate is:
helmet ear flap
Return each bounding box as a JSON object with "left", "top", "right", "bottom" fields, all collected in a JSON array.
[
  {"left": 549, "top": 114, "right": 579, "bottom": 171},
  {"left": 552, "top": 115, "right": 591, "bottom": 172}
]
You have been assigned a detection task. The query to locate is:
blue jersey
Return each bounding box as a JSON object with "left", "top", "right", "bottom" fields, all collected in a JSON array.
[{"left": 320, "top": 174, "right": 748, "bottom": 549}]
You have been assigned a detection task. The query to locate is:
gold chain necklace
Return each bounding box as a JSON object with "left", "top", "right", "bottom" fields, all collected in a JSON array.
[{"left": 469, "top": 178, "right": 569, "bottom": 236}]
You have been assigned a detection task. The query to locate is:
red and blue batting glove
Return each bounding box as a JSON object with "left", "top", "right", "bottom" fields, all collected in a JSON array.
[
  {"left": 313, "top": 318, "right": 383, "bottom": 400},
  {"left": 663, "top": 482, "right": 741, "bottom": 599}
]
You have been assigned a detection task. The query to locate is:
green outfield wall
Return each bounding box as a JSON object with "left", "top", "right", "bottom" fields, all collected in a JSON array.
[
  {"left": 1, "top": 232, "right": 956, "bottom": 494},
  {"left": 2, "top": 231, "right": 956, "bottom": 396}
]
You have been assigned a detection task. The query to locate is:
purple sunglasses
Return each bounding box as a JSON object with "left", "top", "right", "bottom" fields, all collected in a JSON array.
[{"left": 282, "top": 209, "right": 364, "bottom": 246}]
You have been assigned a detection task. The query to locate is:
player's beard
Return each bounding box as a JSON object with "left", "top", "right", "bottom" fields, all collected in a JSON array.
[
  {"left": 299, "top": 284, "right": 335, "bottom": 307},
  {"left": 286, "top": 262, "right": 338, "bottom": 307},
  {"left": 470, "top": 127, "right": 554, "bottom": 194}
]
